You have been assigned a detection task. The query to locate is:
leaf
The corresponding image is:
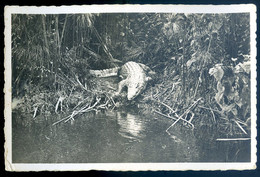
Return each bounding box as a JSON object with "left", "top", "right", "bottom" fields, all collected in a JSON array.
[
  {"left": 208, "top": 64, "right": 224, "bottom": 82},
  {"left": 208, "top": 22, "right": 213, "bottom": 30},
  {"left": 241, "top": 61, "right": 250, "bottom": 74},
  {"left": 217, "top": 82, "right": 225, "bottom": 93},
  {"left": 33, "top": 106, "right": 38, "bottom": 118},
  {"left": 231, "top": 107, "right": 238, "bottom": 116},
  {"left": 190, "top": 40, "right": 195, "bottom": 46},
  {"left": 215, "top": 91, "right": 223, "bottom": 105},
  {"left": 186, "top": 58, "right": 196, "bottom": 68},
  {"left": 222, "top": 103, "right": 235, "bottom": 113}
]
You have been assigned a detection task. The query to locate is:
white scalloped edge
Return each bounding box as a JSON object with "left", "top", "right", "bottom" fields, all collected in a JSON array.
[{"left": 4, "top": 4, "right": 257, "bottom": 171}]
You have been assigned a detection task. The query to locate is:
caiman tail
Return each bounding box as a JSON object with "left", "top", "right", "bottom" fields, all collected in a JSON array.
[{"left": 89, "top": 67, "right": 120, "bottom": 77}]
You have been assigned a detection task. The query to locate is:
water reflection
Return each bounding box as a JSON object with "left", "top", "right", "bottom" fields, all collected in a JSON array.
[
  {"left": 12, "top": 110, "right": 250, "bottom": 163},
  {"left": 117, "top": 112, "right": 146, "bottom": 141}
]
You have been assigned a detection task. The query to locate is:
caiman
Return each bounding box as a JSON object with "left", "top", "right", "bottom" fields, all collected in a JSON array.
[{"left": 89, "top": 61, "right": 155, "bottom": 100}]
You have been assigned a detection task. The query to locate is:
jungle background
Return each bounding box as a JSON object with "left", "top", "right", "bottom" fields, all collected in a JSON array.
[{"left": 11, "top": 13, "right": 251, "bottom": 157}]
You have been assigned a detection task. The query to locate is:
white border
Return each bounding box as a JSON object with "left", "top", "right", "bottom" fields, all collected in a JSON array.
[{"left": 4, "top": 4, "right": 257, "bottom": 171}]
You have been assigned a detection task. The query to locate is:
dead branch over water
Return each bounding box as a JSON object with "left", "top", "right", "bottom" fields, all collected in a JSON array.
[
  {"left": 216, "top": 138, "right": 250, "bottom": 141},
  {"left": 166, "top": 98, "right": 201, "bottom": 132}
]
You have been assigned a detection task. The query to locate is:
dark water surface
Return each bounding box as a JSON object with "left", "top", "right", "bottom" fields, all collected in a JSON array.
[{"left": 12, "top": 110, "right": 250, "bottom": 163}]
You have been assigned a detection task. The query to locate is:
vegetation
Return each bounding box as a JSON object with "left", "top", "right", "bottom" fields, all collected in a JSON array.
[{"left": 12, "top": 13, "right": 251, "bottom": 139}]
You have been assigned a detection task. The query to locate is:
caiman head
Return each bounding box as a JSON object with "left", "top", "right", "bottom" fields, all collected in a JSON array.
[{"left": 127, "top": 76, "right": 152, "bottom": 100}]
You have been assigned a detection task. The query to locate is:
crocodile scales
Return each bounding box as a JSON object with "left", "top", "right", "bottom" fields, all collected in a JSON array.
[{"left": 89, "top": 61, "right": 155, "bottom": 100}]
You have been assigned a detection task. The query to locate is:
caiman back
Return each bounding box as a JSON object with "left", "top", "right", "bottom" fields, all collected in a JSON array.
[{"left": 89, "top": 61, "right": 155, "bottom": 100}]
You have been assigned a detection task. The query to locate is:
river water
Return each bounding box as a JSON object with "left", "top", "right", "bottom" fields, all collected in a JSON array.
[{"left": 12, "top": 110, "right": 250, "bottom": 163}]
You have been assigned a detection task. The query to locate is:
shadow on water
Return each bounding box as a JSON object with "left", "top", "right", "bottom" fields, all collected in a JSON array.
[{"left": 12, "top": 109, "right": 250, "bottom": 163}]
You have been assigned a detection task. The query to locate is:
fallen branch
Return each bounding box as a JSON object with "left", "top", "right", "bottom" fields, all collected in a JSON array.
[
  {"left": 52, "top": 114, "right": 71, "bottom": 126},
  {"left": 154, "top": 110, "right": 194, "bottom": 128},
  {"left": 234, "top": 118, "right": 248, "bottom": 126},
  {"left": 156, "top": 100, "right": 177, "bottom": 114},
  {"left": 166, "top": 98, "right": 202, "bottom": 132},
  {"left": 154, "top": 110, "right": 177, "bottom": 120},
  {"left": 216, "top": 138, "right": 250, "bottom": 141},
  {"left": 154, "top": 99, "right": 194, "bottom": 128},
  {"left": 52, "top": 98, "right": 101, "bottom": 126},
  {"left": 233, "top": 119, "right": 248, "bottom": 135}
]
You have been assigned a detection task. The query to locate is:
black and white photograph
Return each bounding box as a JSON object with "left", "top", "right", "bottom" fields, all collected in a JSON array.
[{"left": 4, "top": 5, "right": 257, "bottom": 171}]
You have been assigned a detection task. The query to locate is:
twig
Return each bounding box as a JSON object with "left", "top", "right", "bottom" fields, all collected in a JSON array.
[
  {"left": 97, "top": 99, "right": 109, "bottom": 109},
  {"left": 79, "top": 98, "right": 101, "bottom": 112},
  {"left": 166, "top": 98, "right": 202, "bottom": 131},
  {"left": 155, "top": 100, "right": 194, "bottom": 128},
  {"left": 64, "top": 111, "right": 76, "bottom": 123},
  {"left": 107, "top": 94, "right": 116, "bottom": 108},
  {"left": 154, "top": 110, "right": 195, "bottom": 129},
  {"left": 60, "top": 14, "right": 68, "bottom": 46},
  {"left": 72, "top": 100, "right": 86, "bottom": 110},
  {"left": 58, "top": 72, "right": 77, "bottom": 86},
  {"left": 33, "top": 106, "right": 38, "bottom": 119},
  {"left": 198, "top": 105, "right": 221, "bottom": 113},
  {"left": 180, "top": 98, "right": 202, "bottom": 118},
  {"left": 208, "top": 104, "right": 216, "bottom": 123},
  {"left": 234, "top": 119, "right": 247, "bottom": 126},
  {"left": 187, "top": 111, "right": 195, "bottom": 122},
  {"left": 233, "top": 120, "right": 248, "bottom": 135},
  {"left": 219, "top": 117, "right": 229, "bottom": 121},
  {"left": 55, "top": 96, "right": 65, "bottom": 113},
  {"left": 166, "top": 116, "right": 182, "bottom": 132},
  {"left": 68, "top": 86, "right": 75, "bottom": 98},
  {"left": 171, "top": 82, "right": 180, "bottom": 92},
  {"left": 75, "top": 76, "right": 89, "bottom": 91},
  {"left": 159, "top": 88, "right": 169, "bottom": 98},
  {"left": 82, "top": 45, "right": 101, "bottom": 59},
  {"left": 156, "top": 100, "right": 177, "bottom": 114},
  {"left": 52, "top": 98, "right": 101, "bottom": 126},
  {"left": 52, "top": 115, "right": 71, "bottom": 126},
  {"left": 216, "top": 138, "right": 250, "bottom": 141},
  {"left": 154, "top": 110, "right": 177, "bottom": 120},
  {"left": 193, "top": 67, "right": 203, "bottom": 99}
]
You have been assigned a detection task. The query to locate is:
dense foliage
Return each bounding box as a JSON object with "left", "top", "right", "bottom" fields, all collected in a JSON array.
[{"left": 12, "top": 13, "right": 251, "bottom": 138}]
